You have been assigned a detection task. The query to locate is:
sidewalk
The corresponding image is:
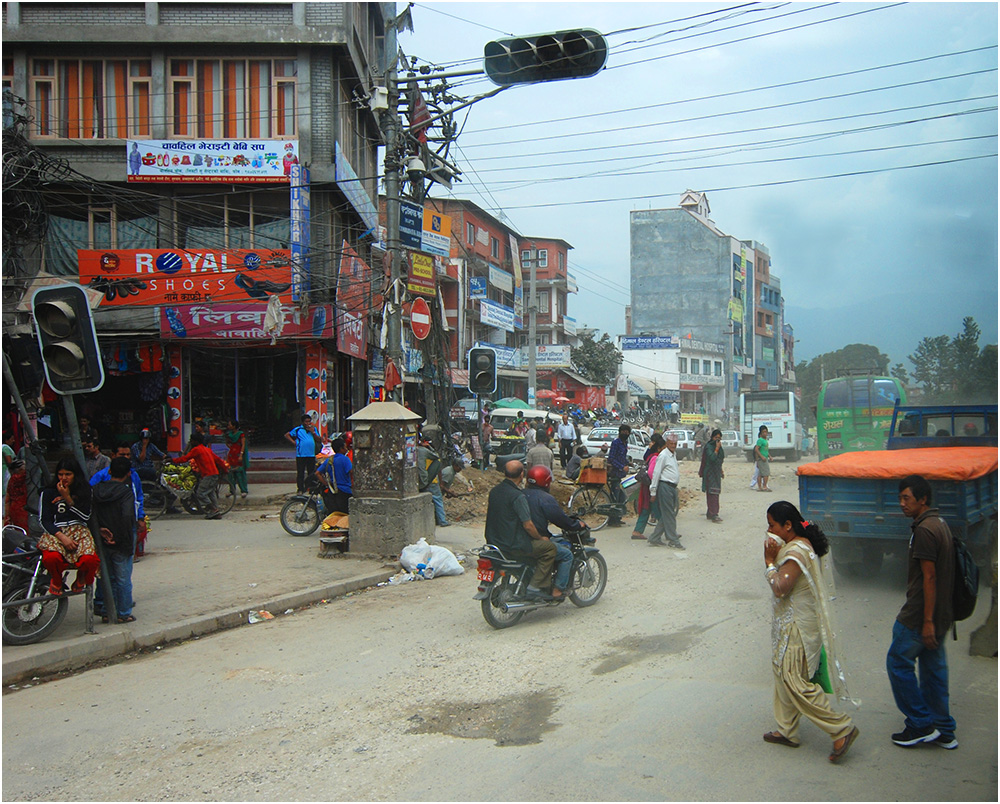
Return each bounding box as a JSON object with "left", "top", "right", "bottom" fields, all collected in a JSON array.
[{"left": 2, "top": 495, "right": 434, "bottom": 685}]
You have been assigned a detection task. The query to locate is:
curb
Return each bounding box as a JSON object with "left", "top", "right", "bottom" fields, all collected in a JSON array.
[{"left": 2, "top": 570, "right": 394, "bottom": 685}]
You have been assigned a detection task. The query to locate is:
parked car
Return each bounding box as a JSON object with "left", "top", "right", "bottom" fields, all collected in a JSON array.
[
  {"left": 580, "top": 427, "right": 646, "bottom": 463},
  {"left": 721, "top": 430, "right": 740, "bottom": 451},
  {"left": 664, "top": 429, "right": 696, "bottom": 461}
]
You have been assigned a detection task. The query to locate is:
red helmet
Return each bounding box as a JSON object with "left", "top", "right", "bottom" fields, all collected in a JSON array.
[
  {"left": 344, "top": 431, "right": 353, "bottom": 446},
  {"left": 526, "top": 465, "right": 553, "bottom": 491}
]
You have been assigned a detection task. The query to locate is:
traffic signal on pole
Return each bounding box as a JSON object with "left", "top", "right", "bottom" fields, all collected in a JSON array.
[
  {"left": 484, "top": 29, "right": 608, "bottom": 87},
  {"left": 31, "top": 284, "right": 105, "bottom": 395},
  {"left": 468, "top": 347, "right": 497, "bottom": 395}
]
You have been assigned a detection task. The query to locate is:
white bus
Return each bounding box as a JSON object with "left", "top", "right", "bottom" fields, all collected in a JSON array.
[{"left": 739, "top": 390, "right": 803, "bottom": 461}]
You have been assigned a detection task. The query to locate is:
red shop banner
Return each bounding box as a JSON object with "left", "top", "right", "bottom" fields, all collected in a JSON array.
[
  {"left": 158, "top": 303, "right": 334, "bottom": 340},
  {"left": 78, "top": 249, "right": 293, "bottom": 307},
  {"left": 336, "top": 241, "right": 370, "bottom": 360}
]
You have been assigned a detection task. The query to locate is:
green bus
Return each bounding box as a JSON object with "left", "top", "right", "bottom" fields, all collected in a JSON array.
[{"left": 816, "top": 375, "right": 906, "bottom": 461}]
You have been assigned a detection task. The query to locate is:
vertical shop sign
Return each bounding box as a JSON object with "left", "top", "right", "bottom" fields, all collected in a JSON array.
[
  {"left": 509, "top": 234, "right": 523, "bottom": 329},
  {"left": 165, "top": 346, "right": 184, "bottom": 453},
  {"left": 407, "top": 251, "right": 436, "bottom": 296},
  {"left": 336, "top": 241, "right": 370, "bottom": 360},
  {"left": 290, "top": 165, "right": 311, "bottom": 301},
  {"left": 304, "top": 345, "right": 327, "bottom": 429}
]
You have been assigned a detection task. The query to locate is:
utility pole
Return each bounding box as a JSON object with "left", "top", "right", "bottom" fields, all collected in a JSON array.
[
  {"left": 527, "top": 245, "right": 537, "bottom": 407},
  {"left": 383, "top": 63, "right": 403, "bottom": 403}
]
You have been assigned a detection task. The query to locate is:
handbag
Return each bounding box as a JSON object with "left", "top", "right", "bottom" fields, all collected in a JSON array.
[{"left": 810, "top": 646, "right": 833, "bottom": 694}]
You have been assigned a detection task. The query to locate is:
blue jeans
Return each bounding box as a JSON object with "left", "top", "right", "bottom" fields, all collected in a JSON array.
[
  {"left": 95, "top": 531, "right": 135, "bottom": 618},
  {"left": 429, "top": 483, "right": 448, "bottom": 526},
  {"left": 551, "top": 537, "right": 573, "bottom": 591},
  {"left": 886, "top": 619, "right": 956, "bottom": 738}
]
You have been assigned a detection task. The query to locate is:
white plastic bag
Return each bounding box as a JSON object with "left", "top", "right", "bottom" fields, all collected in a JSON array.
[
  {"left": 426, "top": 544, "right": 464, "bottom": 577},
  {"left": 399, "top": 538, "right": 433, "bottom": 572}
]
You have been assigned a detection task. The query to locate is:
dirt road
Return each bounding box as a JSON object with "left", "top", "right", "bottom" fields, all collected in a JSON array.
[{"left": 2, "top": 456, "right": 996, "bottom": 801}]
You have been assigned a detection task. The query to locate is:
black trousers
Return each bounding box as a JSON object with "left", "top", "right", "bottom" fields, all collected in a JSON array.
[
  {"left": 295, "top": 456, "right": 315, "bottom": 492},
  {"left": 559, "top": 439, "right": 574, "bottom": 468}
]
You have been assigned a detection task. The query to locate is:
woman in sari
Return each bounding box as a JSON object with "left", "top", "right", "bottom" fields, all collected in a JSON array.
[
  {"left": 700, "top": 429, "right": 725, "bottom": 523},
  {"left": 631, "top": 433, "right": 665, "bottom": 540},
  {"left": 763, "top": 500, "right": 859, "bottom": 763},
  {"left": 39, "top": 456, "right": 99, "bottom": 595},
  {"left": 225, "top": 419, "right": 249, "bottom": 498}
]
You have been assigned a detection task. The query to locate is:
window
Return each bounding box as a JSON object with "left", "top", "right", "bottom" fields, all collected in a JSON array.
[
  {"left": 169, "top": 58, "right": 297, "bottom": 138},
  {"left": 690, "top": 359, "right": 700, "bottom": 375},
  {"left": 537, "top": 249, "right": 548, "bottom": 268},
  {"left": 491, "top": 237, "right": 499, "bottom": 259},
  {"left": 757, "top": 312, "right": 764, "bottom": 327},
  {"left": 29, "top": 58, "right": 152, "bottom": 138},
  {"left": 537, "top": 290, "right": 550, "bottom": 314},
  {"left": 521, "top": 249, "right": 530, "bottom": 264},
  {"left": 466, "top": 222, "right": 474, "bottom": 245},
  {"left": 678, "top": 357, "right": 687, "bottom": 373},
  {"left": 3, "top": 59, "right": 12, "bottom": 93},
  {"left": 714, "top": 361, "right": 723, "bottom": 377},
  {"left": 558, "top": 251, "right": 565, "bottom": 272}
]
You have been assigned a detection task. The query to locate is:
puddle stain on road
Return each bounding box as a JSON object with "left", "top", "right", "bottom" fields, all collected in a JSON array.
[
  {"left": 406, "top": 689, "right": 559, "bottom": 746},
  {"left": 593, "top": 619, "right": 731, "bottom": 675}
]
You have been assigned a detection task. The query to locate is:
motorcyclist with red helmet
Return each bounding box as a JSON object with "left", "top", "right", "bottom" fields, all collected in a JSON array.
[{"left": 523, "top": 464, "right": 584, "bottom": 599}]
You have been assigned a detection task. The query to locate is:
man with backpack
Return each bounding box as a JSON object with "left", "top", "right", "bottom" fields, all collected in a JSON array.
[
  {"left": 91, "top": 457, "right": 138, "bottom": 623},
  {"left": 887, "top": 474, "right": 958, "bottom": 750}
]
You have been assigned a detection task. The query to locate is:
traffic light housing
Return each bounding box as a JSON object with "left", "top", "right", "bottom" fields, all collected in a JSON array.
[
  {"left": 31, "top": 284, "right": 105, "bottom": 395},
  {"left": 468, "top": 347, "right": 497, "bottom": 395},
  {"left": 484, "top": 29, "right": 608, "bottom": 87}
]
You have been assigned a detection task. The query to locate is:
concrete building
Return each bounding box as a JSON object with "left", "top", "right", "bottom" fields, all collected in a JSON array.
[
  {"left": 3, "top": 1, "right": 388, "bottom": 451},
  {"left": 629, "top": 190, "right": 792, "bottom": 416}
]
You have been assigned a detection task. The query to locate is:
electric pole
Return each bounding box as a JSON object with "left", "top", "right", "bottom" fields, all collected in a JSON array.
[{"left": 527, "top": 245, "right": 537, "bottom": 406}]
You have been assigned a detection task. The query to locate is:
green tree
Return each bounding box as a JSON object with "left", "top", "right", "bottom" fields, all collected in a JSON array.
[
  {"left": 570, "top": 332, "right": 622, "bottom": 386},
  {"left": 890, "top": 362, "right": 909, "bottom": 386},
  {"left": 909, "top": 334, "right": 953, "bottom": 399},
  {"left": 908, "top": 317, "right": 997, "bottom": 403}
]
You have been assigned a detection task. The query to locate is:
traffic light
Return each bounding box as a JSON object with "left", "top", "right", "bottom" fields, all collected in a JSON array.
[
  {"left": 484, "top": 29, "right": 608, "bottom": 87},
  {"left": 31, "top": 284, "right": 105, "bottom": 395},
  {"left": 468, "top": 347, "right": 497, "bottom": 395}
]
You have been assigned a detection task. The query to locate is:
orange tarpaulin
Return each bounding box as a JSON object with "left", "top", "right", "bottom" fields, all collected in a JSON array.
[{"left": 797, "top": 447, "right": 998, "bottom": 481}]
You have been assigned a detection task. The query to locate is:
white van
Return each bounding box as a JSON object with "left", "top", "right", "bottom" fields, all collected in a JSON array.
[{"left": 487, "top": 408, "right": 562, "bottom": 449}]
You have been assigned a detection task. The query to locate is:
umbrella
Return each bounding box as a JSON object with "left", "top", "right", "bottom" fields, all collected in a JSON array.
[
  {"left": 536, "top": 389, "right": 558, "bottom": 399},
  {"left": 493, "top": 397, "right": 531, "bottom": 409},
  {"left": 553, "top": 396, "right": 571, "bottom": 405}
]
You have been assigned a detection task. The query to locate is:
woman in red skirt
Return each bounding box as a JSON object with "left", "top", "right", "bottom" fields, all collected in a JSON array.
[{"left": 38, "top": 457, "right": 99, "bottom": 595}]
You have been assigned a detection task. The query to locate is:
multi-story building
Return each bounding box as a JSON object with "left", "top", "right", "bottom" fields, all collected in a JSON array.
[
  {"left": 629, "top": 190, "right": 793, "bottom": 416},
  {"left": 3, "top": 2, "right": 387, "bottom": 451}
]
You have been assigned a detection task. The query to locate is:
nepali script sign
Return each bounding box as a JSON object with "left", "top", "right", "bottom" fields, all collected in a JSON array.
[
  {"left": 158, "top": 304, "right": 333, "bottom": 340},
  {"left": 126, "top": 139, "right": 298, "bottom": 183}
]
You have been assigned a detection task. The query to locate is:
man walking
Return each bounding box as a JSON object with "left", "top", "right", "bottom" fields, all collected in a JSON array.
[
  {"left": 525, "top": 429, "right": 555, "bottom": 470},
  {"left": 606, "top": 424, "right": 631, "bottom": 527},
  {"left": 886, "top": 475, "right": 957, "bottom": 749},
  {"left": 416, "top": 430, "right": 449, "bottom": 527},
  {"left": 91, "top": 457, "right": 138, "bottom": 623},
  {"left": 557, "top": 414, "right": 577, "bottom": 469},
  {"left": 648, "top": 433, "right": 683, "bottom": 549}
]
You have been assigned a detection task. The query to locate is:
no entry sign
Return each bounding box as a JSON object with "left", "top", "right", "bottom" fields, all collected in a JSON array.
[{"left": 411, "top": 297, "right": 431, "bottom": 340}]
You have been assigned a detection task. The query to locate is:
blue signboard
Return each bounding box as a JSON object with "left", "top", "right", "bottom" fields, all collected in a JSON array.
[
  {"left": 289, "top": 165, "right": 310, "bottom": 302},
  {"left": 621, "top": 336, "right": 679, "bottom": 350},
  {"left": 469, "top": 276, "right": 487, "bottom": 300},
  {"left": 399, "top": 200, "right": 423, "bottom": 251}
]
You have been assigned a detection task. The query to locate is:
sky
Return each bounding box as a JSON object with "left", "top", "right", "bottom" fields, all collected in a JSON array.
[{"left": 398, "top": 0, "right": 999, "bottom": 369}]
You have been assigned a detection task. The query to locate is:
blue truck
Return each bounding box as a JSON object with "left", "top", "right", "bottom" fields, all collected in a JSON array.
[{"left": 798, "top": 403, "right": 998, "bottom": 579}]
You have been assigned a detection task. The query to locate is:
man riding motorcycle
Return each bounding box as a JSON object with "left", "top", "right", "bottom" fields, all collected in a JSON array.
[{"left": 523, "top": 465, "right": 587, "bottom": 600}]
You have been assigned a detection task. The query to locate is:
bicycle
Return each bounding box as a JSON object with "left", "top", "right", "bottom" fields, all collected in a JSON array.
[
  {"left": 141, "top": 461, "right": 237, "bottom": 519},
  {"left": 567, "top": 458, "right": 639, "bottom": 531}
]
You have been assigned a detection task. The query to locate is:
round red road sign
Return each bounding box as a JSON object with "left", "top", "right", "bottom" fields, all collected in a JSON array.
[{"left": 410, "top": 297, "right": 432, "bottom": 340}]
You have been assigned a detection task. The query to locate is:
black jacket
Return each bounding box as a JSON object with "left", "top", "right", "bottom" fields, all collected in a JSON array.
[{"left": 92, "top": 479, "right": 136, "bottom": 555}]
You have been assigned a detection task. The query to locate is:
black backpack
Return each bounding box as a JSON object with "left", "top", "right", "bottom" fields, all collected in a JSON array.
[{"left": 951, "top": 535, "right": 979, "bottom": 623}]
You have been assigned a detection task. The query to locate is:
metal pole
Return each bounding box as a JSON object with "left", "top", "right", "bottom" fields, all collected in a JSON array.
[
  {"left": 527, "top": 245, "right": 537, "bottom": 406},
  {"left": 61, "top": 396, "right": 117, "bottom": 623},
  {"left": 384, "top": 69, "right": 403, "bottom": 403}
]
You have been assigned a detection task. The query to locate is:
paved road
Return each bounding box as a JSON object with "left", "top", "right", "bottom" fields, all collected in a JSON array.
[{"left": 2, "top": 459, "right": 996, "bottom": 801}]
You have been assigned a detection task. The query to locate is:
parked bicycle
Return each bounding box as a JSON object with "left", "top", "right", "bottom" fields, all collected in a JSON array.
[
  {"left": 141, "top": 460, "right": 237, "bottom": 519},
  {"left": 567, "top": 457, "right": 638, "bottom": 531}
]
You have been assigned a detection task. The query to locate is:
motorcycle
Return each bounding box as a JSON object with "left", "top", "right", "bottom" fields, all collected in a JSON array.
[
  {"left": 279, "top": 476, "right": 326, "bottom": 536},
  {"left": 2, "top": 525, "right": 69, "bottom": 645},
  {"left": 474, "top": 527, "right": 607, "bottom": 629}
]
